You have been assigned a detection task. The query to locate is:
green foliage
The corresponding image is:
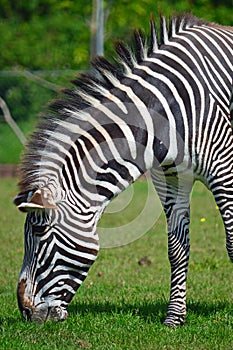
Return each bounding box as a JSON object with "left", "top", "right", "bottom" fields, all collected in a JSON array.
[
  {"left": 0, "top": 14, "right": 90, "bottom": 70},
  {"left": 1, "top": 179, "right": 233, "bottom": 349},
  {"left": 0, "top": 0, "right": 92, "bottom": 21},
  {"left": 0, "top": 76, "right": 55, "bottom": 120}
]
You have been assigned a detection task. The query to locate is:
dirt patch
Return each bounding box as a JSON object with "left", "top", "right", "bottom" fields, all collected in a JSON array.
[{"left": 0, "top": 164, "right": 18, "bottom": 178}]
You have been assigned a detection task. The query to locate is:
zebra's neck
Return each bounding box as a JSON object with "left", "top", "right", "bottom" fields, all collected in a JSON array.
[{"left": 31, "top": 104, "right": 153, "bottom": 213}]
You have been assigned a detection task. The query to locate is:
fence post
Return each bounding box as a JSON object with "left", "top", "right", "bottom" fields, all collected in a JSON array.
[
  {"left": 90, "top": 0, "right": 104, "bottom": 60},
  {"left": 0, "top": 96, "right": 26, "bottom": 146}
]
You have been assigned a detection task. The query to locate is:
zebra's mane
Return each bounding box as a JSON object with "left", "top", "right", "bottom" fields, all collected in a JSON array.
[{"left": 18, "top": 13, "right": 208, "bottom": 192}]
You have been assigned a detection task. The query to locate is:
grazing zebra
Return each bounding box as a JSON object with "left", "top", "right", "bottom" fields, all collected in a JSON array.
[{"left": 14, "top": 13, "right": 233, "bottom": 327}]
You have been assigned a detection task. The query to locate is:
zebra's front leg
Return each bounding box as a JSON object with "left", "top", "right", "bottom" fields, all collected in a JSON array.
[
  {"left": 164, "top": 207, "right": 190, "bottom": 327},
  {"left": 152, "top": 172, "right": 192, "bottom": 327}
]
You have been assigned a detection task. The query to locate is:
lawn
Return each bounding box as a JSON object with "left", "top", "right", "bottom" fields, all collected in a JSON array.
[{"left": 1, "top": 178, "right": 233, "bottom": 349}]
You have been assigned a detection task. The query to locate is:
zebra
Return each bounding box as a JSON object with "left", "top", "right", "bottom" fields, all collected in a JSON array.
[{"left": 14, "top": 13, "right": 233, "bottom": 327}]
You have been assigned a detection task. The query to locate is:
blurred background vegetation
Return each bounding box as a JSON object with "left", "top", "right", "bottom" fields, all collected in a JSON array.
[{"left": 0, "top": 0, "right": 232, "bottom": 163}]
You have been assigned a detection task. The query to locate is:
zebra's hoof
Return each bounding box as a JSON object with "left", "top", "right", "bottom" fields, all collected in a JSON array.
[{"left": 163, "top": 315, "right": 185, "bottom": 328}]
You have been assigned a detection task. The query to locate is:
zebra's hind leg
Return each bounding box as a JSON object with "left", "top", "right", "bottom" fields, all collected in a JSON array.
[
  {"left": 152, "top": 170, "right": 193, "bottom": 327},
  {"left": 210, "top": 177, "right": 233, "bottom": 263}
]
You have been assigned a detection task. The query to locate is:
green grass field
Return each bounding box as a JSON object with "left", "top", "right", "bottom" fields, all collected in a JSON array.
[{"left": 1, "top": 178, "right": 233, "bottom": 349}]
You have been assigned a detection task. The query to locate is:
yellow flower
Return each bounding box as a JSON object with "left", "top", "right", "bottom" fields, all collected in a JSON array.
[
  {"left": 200, "top": 217, "right": 206, "bottom": 223},
  {"left": 216, "top": 205, "right": 219, "bottom": 210}
]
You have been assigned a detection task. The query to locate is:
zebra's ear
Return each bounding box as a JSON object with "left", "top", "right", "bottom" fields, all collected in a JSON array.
[{"left": 14, "top": 188, "right": 58, "bottom": 212}]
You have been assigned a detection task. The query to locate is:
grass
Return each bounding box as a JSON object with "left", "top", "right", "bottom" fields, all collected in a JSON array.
[{"left": 1, "top": 178, "right": 233, "bottom": 349}]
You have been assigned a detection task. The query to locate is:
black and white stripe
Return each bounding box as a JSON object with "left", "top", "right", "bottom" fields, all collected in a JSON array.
[{"left": 15, "top": 13, "right": 233, "bottom": 326}]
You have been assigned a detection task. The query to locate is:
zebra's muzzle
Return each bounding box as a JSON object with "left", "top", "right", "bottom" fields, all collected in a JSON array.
[
  {"left": 20, "top": 302, "right": 68, "bottom": 323},
  {"left": 17, "top": 279, "right": 68, "bottom": 322}
]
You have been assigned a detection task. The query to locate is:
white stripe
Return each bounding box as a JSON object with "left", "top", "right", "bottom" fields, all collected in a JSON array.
[
  {"left": 89, "top": 83, "right": 128, "bottom": 114},
  {"left": 162, "top": 16, "right": 169, "bottom": 44},
  {"left": 204, "top": 56, "right": 229, "bottom": 103},
  {"left": 77, "top": 138, "right": 129, "bottom": 188},
  {"left": 134, "top": 63, "right": 190, "bottom": 163},
  {"left": 78, "top": 91, "right": 137, "bottom": 159},
  {"left": 102, "top": 70, "right": 154, "bottom": 169},
  {"left": 193, "top": 26, "right": 233, "bottom": 74},
  {"left": 164, "top": 29, "right": 231, "bottom": 150},
  {"left": 198, "top": 94, "right": 215, "bottom": 171},
  {"left": 202, "top": 26, "right": 233, "bottom": 53},
  {"left": 127, "top": 69, "right": 179, "bottom": 163},
  {"left": 169, "top": 30, "right": 232, "bottom": 107}
]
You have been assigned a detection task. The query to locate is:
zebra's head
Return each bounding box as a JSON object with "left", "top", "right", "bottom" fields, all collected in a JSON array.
[{"left": 14, "top": 187, "right": 99, "bottom": 322}]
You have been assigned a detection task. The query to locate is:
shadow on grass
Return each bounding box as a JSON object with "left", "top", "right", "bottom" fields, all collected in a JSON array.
[
  {"left": 187, "top": 300, "right": 230, "bottom": 316},
  {"left": 70, "top": 299, "right": 167, "bottom": 323},
  {"left": 68, "top": 299, "right": 231, "bottom": 324},
  {"left": 0, "top": 315, "right": 22, "bottom": 326},
  {"left": 1, "top": 300, "right": 230, "bottom": 326}
]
